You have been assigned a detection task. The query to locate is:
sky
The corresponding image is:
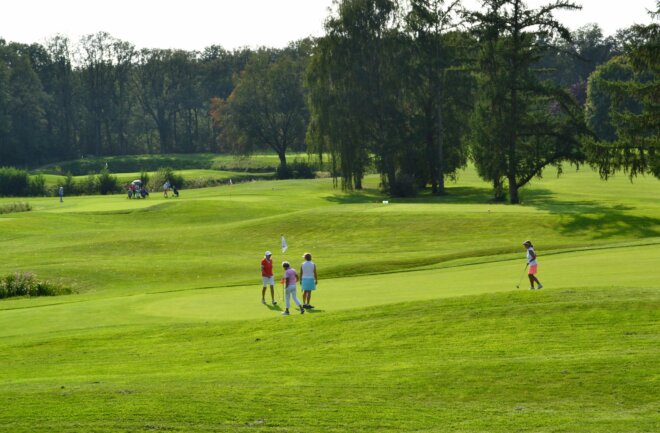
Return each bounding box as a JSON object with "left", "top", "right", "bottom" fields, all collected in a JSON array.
[{"left": 0, "top": 0, "right": 656, "bottom": 51}]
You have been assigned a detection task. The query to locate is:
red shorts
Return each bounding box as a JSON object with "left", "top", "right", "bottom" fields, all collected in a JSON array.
[{"left": 528, "top": 264, "right": 538, "bottom": 275}]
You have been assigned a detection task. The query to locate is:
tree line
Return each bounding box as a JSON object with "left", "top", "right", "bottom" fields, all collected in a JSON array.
[{"left": 0, "top": 0, "right": 657, "bottom": 203}]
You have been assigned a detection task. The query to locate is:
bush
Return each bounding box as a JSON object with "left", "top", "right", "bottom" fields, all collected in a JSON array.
[
  {"left": 0, "top": 272, "right": 73, "bottom": 299},
  {"left": 276, "top": 159, "right": 318, "bottom": 180},
  {"left": 62, "top": 172, "right": 80, "bottom": 195},
  {"left": 97, "top": 168, "right": 120, "bottom": 195},
  {"left": 0, "top": 167, "right": 30, "bottom": 196},
  {"left": 289, "top": 159, "right": 317, "bottom": 179},
  {"left": 0, "top": 202, "right": 31, "bottom": 215},
  {"left": 149, "top": 167, "right": 184, "bottom": 192},
  {"left": 28, "top": 174, "right": 47, "bottom": 196},
  {"left": 276, "top": 164, "right": 292, "bottom": 180},
  {"left": 139, "top": 170, "right": 150, "bottom": 188}
]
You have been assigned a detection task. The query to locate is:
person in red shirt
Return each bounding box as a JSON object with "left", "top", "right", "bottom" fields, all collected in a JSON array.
[{"left": 261, "top": 251, "right": 277, "bottom": 305}]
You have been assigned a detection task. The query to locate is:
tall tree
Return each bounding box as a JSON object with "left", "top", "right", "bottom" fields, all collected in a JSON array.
[
  {"left": 469, "top": 0, "right": 586, "bottom": 203},
  {"left": 405, "top": 0, "right": 473, "bottom": 194},
  {"left": 306, "top": 13, "right": 373, "bottom": 190},
  {"left": 217, "top": 48, "right": 309, "bottom": 174},
  {"left": 307, "top": 0, "right": 406, "bottom": 192},
  {"left": 584, "top": 5, "right": 659, "bottom": 179},
  {"left": 43, "top": 36, "right": 80, "bottom": 161},
  {"left": 134, "top": 49, "right": 189, "bottom": 153},
  {"left": 0, "top": 40, "right": 13, "bottom": 166},
  {"left": 0, "top": 43, "right": 49, "bottom": 166}
]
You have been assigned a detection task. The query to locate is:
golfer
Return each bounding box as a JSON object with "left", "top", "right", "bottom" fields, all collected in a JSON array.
[
  {"left": 58, "top": 186, "right": 64, "bottom": 203},
  {"left": 281, "top": 261, "right": 304, "bottom": 315},
  {"left": 261, "top": 251, "right": 276, "bottom": 305},
  {"left": 300, "top": 252, "right": 317, "bottom": 309},
  {"left": 523, "top": 240, "right": 543, "bottom": 290},
  {"left": 163, "top": 180, "right": 170, "bottom": 197}
]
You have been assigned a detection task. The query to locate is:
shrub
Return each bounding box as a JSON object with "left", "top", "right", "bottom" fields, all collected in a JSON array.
[
  {"left": 139, "top": 170, "right": 150, "bottom": 188},
  {"left": 62, "top": 172, "right": 80, "bottom": 195},
  {"left": 276, "top": 159, "right": 318, "bottom": 180},
  {"left": 289, "top": 159, "right": 317, "bottom": 179},
  {"left": 81, "top": 173, "right": 98, "bottom": 195},
  {"left": 97, "top": 168, "right": 120, "bottom": 195},
  {"left": 0, "top": 167, "right": 30, "bottom": 196},
  {"left": 275, "top": 164, "right": 292, "bottom": 180},
  {"left": 28, "top": 174, "right": 47, "bottom": 196},
  {"left": 0, "top": 202, "right": 31, "bottom": 215},
  {"left": 0, "top": 272, "right": 73, "bottom": 299},
  {"left": 149, "top": 167, "right": 184, "bottom": 191}
]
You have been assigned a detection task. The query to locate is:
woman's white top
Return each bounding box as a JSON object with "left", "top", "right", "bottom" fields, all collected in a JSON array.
[{"left": 301, "top": 260, "right": 315, "bottom": 279}]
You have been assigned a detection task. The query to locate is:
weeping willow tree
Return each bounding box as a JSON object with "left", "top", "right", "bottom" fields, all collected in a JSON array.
[{"left": 306, "top": 0, "right": 404, "bottom": 192}]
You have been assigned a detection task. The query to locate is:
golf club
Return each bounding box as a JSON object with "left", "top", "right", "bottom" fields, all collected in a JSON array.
[{"left": 516, "top": 264, "right": 528, "bottom": 288}]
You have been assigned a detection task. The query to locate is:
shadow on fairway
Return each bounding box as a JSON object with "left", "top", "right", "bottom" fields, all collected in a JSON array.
[
  {"left": 523, "top": 188, "right": 660, "bottom": 239},
  {"left": 323, "top": 189, "right": 385, "bottom": 204},
  {"left": 323, "top": 185, "right": 495, "bottom": 205},
  {"left": 265, "top": 303, "right": 282, "bottom": 311}
]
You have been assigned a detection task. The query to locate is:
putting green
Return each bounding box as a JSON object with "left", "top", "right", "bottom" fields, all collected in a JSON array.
[{"left": 1, "top": 242, "right": 656, "bottom": 341}]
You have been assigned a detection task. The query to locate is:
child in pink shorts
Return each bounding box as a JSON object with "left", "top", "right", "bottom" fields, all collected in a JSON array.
[{"left": 523, "top": 240, "right": 543, "bottom": 290}]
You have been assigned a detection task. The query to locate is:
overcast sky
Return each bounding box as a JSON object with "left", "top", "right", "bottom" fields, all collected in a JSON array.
[{"left": 0, "top": 0, "right": 656, "bottom": 51}]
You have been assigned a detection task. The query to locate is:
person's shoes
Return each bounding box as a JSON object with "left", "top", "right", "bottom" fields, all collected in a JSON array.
[
  {"left": 281, "top": 310, "right": 290, "bottom": 316},
  {"left": 272, "top": 300, "right": 277, "bottom": 305},
  {"left": 261, "top": 299, "right": 266, "bottom": 304},
  {"left": 307, "top": 304, "right": 314, "bottom": 309},
  {"left": 537, "top": 284, "right": 543, "bottom": 289},
  {"left": 300, "top": 306, "right": 305, "bottom": 314},
  {"left": 529, "top": 287, "right": 535, "bottom": 290}
]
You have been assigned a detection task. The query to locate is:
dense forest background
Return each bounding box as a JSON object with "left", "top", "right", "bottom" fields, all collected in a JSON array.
[{"left": 0, "top": 0, "right": 657, "bottom": 201}]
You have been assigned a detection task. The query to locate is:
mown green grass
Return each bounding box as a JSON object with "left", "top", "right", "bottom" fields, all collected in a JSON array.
[
  {"left": 0, "top": 288, "right": 657, "bottom": 432},
  {"left": 0, "top": 164, "right": 658, "bottom": 432}
]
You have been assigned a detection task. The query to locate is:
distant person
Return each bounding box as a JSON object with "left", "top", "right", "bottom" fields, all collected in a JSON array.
[
  {"left": 523, "top": 240, "right": 543, "bottom": 290},
  {"left": 281, "top": 261, "right": 304, "bottom": 316},
  {"left": 172, "top": 184, "right": 179, "bottom": 197},
  {"left": 140, "top": 186, "right": 149, "bottom": 198},
  {"left": 163, "top": 180, "right": 170, "bottom": 197},
  {"left": 261, "top": 251, "right": 276, "bottom": 305},
  {"left": 58, "top": 186, "right": 64, "bottom": 203},
  {"left": 300, "top": 252, "right": 318, "bottom": 309}
]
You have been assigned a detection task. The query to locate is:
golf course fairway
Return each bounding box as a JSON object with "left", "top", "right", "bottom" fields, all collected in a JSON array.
[{"left": 0, "top": 166, "right": 658, "bottom": 432}]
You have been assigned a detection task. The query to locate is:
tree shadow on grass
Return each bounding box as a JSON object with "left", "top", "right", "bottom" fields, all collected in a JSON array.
[
  {"left": 322, "top": 185, "right": 494, "bottom": 205},
  {"left": 522, "top": 188, "right": 660, "bottom": 240},
  {"left": 321, "top": 183, "right": 659, "bottom": 240},
  {"left": 323, "top": 188, "right": 385, "bottom": 204}
]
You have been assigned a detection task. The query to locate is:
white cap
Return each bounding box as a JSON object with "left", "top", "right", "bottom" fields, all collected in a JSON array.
[{"left": 265, "top": 251, "right": 272, "bottom": 256}]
